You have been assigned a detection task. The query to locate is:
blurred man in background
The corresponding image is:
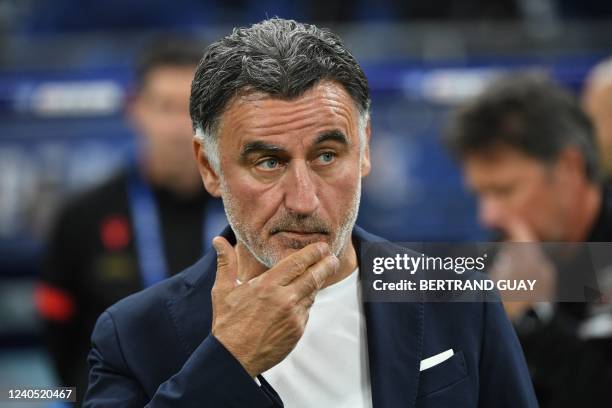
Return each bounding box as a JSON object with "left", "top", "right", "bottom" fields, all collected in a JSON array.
[
  {"left": 446, "top": 72, "right": 612, "bottom": 407},
  {"left": 583, "top": 56, "right": 612, "bottom": 181},
  {"left": 35, "top": 38, "right": 225, "bottom": 404}
]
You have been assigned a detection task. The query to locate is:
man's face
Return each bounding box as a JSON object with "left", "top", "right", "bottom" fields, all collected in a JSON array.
[
  {"left": 583, "top": 79, "right": 612, "bottom": 176},
  {"left": 463, "top": 145, "right": 569, "bottom": 241},
  {"left": 202, "top": 81, "right": 370, "bottom": 267},
  {"left": 130, "top": 65, "right": 200, "bottom": 191}
]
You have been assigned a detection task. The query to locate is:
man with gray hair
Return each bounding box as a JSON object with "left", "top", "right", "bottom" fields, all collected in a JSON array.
[{"left": 84, "top": 18, "right": 537, "bottom": 407}]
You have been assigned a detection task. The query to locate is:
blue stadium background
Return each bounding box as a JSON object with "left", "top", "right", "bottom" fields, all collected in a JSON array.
[{"left": 1, "top": 0, "right": 612, "bottom": 403}]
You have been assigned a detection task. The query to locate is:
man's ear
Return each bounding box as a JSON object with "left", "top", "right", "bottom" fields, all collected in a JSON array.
[
  {"left": 360, "top": 119, "right": 372, "bottom": 177},
  {"left": 193, "top": 139, "right": 222, "bottom": 197}
]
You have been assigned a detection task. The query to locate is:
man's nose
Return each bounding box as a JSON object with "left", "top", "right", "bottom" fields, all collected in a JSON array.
[
  {"left": 479, "top": 197, "right": 505, "bottom": 231},
  {"left": 283, "top": 160, "right": 320, "bottom": 216}
]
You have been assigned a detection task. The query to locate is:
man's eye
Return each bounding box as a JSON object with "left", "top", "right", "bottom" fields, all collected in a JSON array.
[
  {"left": 493, "top": 186, "right": 515, "bottom": 196},
  {"left": 317, "top": 152, "right": 336, "bottom": 164},
  {"left": 256, "top": 158, "right": 281, "bottom": 170}
]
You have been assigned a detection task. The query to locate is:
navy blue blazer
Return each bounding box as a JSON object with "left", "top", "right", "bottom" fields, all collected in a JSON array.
[{"left": 84, "top": 226, "right": 538, "bottom": 407}]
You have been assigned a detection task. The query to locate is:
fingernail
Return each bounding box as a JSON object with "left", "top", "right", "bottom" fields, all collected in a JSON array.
[{"left": 212, "top": 237, "right": 221, "bottom": 253}]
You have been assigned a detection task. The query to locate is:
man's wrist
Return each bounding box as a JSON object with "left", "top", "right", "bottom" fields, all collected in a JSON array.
[{"left": 212, "top": 332, "right": 260, "bottom": 377}]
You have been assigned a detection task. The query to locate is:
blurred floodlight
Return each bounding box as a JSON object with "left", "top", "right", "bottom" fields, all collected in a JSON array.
[{"left": 20, "top": 81, "right": 124, "bottom": 117}]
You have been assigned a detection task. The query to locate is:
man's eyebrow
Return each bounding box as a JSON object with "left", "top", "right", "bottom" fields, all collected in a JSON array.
[
  {"left": 314, "top": 130, "right": 349, "bottom": 146},
  {"left": 240, "top": 130, "right": 349, "bottom": 158},
  {"left": 240, "top": 141, "right": 286, "bottom": 157}
]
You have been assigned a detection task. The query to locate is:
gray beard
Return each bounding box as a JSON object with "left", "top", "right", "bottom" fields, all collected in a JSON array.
[{"left": 220, "top": 177, "right": 361, "bottom": 268}]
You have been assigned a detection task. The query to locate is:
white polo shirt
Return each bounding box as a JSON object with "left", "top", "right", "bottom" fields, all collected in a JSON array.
[{"left": 262, "top": 269, "right": 373, "bottom": 407}]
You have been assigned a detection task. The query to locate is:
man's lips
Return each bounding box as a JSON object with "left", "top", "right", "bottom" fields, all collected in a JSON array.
[
  {"left": 272, "top": 230, "right": 327, "bottom": 240},
  {"left": 273, "top": 230, "right": 328, "bottom": 236}
]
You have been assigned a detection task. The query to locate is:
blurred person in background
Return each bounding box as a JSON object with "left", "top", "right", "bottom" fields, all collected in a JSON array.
[
  {"left": 35, "top": 38, "right": 225, "bottom": 405},
  {"left": 583, "top": 56, "right": 612, "bottom": 181},
  {"left": 445, "top": 72, "right": 612, "bottom": 407}
]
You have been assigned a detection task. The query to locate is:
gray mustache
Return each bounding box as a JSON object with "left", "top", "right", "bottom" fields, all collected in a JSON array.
[{"left": 269, "top": 215, "right": 331, "bottom": 235}]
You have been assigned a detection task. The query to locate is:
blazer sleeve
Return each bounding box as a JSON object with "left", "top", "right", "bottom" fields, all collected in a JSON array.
[
  {"left": 478, "top": 301, "right": 539, "bottom": 408},
  {"left": 84, "top": 311, "right": 283, "bottom": 408}
]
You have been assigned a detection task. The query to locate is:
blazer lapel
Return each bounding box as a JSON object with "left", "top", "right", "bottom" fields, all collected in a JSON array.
[
  {"left": 354, "top": 226, "right": 424, "bottom": 408},
  {"left": 165, "top": 226, "right": 236, "bottom": 357},
  {"left": 363, "top": 301, "right": 424, "bottom": 408}
]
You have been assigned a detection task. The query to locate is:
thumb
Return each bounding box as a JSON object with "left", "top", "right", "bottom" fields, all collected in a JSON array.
[{"left": 212, "top": 236, "right": 238, "bottom": 291}]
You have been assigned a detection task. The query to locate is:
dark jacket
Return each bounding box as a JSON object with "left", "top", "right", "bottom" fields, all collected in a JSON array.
[
  {"left": 84, "top": 226, "right": 537, "bottom": 407},
  {"left": 517, "top": 186, "right": 612, "bottom": 407}
]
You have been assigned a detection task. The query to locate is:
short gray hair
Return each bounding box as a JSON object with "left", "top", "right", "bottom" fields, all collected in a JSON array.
[{"left": 190, "top": 18, "right": 370, "bottom": 171}]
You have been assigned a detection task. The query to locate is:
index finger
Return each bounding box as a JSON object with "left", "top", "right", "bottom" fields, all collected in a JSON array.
[
  {"left": 266, "top": 242, "right": 330, "bottom": 286},
  {"left": 290, "top": 254, "right": 339, "bottom": 300},
  {"left": 497, "top": 213, "right": 536, "bottom": 243}
]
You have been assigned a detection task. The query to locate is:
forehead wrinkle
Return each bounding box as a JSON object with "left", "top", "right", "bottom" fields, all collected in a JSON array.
[
  {"left": 250, "top": 103, "right": 331, "bottom": 130},
  {"left": 247, "top": 89, "right": 355, "bottom": 125},
  {"left": 251, "top": 109, "right": 352, "bottom": 138}
]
